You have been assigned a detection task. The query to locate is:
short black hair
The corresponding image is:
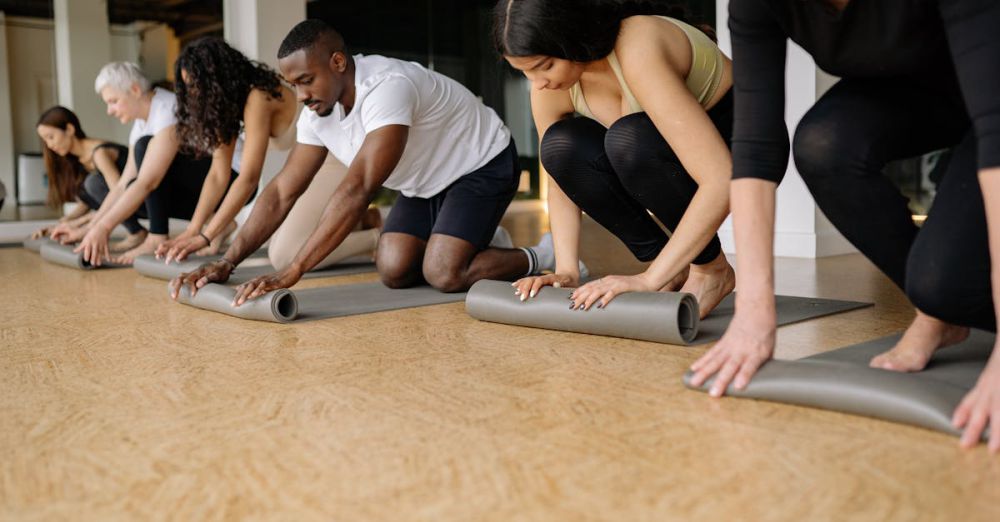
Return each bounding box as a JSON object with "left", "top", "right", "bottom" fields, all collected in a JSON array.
[{"left": 277, "top": 19, "right": 346, "bottom": 60}]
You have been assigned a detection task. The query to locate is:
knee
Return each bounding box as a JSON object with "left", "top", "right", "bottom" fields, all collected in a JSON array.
[
  {"left": 540, "top": 118, "right": 599, "bottom": 182},
  {"left": 422, "top": 265, "right": 467, "bottom": 293},
  {"left": 133, "top": 135, "right": 153, "bottom": 167},
  {"left": 605, "top": 113, "right": 674, "bottom": 186},
  {"left": 792, "top": 118, "right": 852, "bottom": 187},
  {"left": 83, "top": 172, "right": 107, "bottom": 197},
  {"left": 904, "top": 253, "right": 966, "bottom": 325},
  {"left": 378, "top": 260, "right": 419, "bottom": 289}
]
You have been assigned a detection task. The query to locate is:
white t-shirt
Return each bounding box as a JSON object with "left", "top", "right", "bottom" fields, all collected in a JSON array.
[
  {"left": 129, "top": 87, "right": 244, "bottom": 173},
  {"left": 296, "top": 54, "right": 511, "bottom": 198}
]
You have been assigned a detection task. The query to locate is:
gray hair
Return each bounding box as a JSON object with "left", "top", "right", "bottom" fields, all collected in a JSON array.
[{"left": 94, "top": 62, "right": 150, "bottom": 94}]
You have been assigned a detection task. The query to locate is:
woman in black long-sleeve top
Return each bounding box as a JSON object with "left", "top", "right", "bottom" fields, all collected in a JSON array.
[{"left": 688, "top": 0, "right": 1000, "bottom": 450}]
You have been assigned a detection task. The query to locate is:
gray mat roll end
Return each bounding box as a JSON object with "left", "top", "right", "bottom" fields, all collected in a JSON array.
[
  {"left": 172, "top": 282, "right": 299, "bottom": 323},
  {"left": 466, "top": 279, "right": 699, "bottom": 345}
]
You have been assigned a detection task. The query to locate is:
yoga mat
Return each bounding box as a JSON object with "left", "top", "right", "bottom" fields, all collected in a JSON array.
[
  {"left": 466, "top": 279, "right": 700, "bottom": 344},
  {"left": 133, "top": 254, "right": 376, "bottom": 284},
  {"left": 170, "top": 281, "right": 465, "bottom": 322},
  {"left": 464, "top": 280, "right": 870, "bottom": 345},
  {"left": 23, "top": 237, "right": 54, "bottom": 253},
  {"left": 683, "top": 330, "right": 995, "bottom": 440},
  {"left": 39, "top": 241, "right": 129, "bottom": 270}
]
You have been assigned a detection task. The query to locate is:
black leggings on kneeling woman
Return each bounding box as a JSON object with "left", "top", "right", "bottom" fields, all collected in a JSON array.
[{"left": 540, "top": 91, "right": 733, "bottom": 265}]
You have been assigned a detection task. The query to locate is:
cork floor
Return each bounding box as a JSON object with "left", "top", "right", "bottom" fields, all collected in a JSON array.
[{"left": 1, "top": 210, "right": 998, "bottom": 521}]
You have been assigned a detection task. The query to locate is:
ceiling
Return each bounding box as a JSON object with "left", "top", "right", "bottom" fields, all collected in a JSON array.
[{"left": 0, "top": 0, "right": 223, "bottom": 38}]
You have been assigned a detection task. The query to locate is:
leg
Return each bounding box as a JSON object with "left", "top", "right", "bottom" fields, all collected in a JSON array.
[
  {"left": 793, "top": 78, "right": 968, "bottom": 289},
  {"left": 872, "top": 132, "right": 993, "bottom": 371},
  {"left": 268, "top": 155, "right": 380, "bottom": 271},
  {"left": 81, "top": 172, "right": 148, "bottom": 252},
  {"left": 377, "top": 191, "right": 437, "bottom": 289},
  {"left": 540, "top": 117, "right": 669, "bottom": 262},
  {"left": 421, "top": 142, "right": 526, "bottom": 292}
]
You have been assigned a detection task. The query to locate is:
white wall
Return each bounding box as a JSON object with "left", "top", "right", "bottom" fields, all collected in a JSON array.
[{"left": 0, "top": 13, "right": 16, "bottom": 198}]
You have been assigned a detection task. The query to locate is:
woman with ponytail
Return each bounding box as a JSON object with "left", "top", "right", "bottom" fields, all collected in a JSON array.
[{"left": 497, "top": 0, "right": 735, "bottom": 318}]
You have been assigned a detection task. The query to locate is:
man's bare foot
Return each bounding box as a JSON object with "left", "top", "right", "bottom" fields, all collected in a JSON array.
[
  {"left": 195, "top": 220, "right": 237, "bottom": 257},
  {"left": 870, "top": 311, "right": 970, "bottom": 372},
  {"left": 660, "top": 265, "right": 690, "bottom": 292},
  {"left": 679, "top": 252, "right": 736, "bottom": 319},
  {"left": 110, "top": 229, "right": 148, "bottom": 252},
  {"left": 114, "top": 233, "right": 167, "bottom": 265},
  {"left": 360, "top": 206, "right": 383, "bottom": 230}
]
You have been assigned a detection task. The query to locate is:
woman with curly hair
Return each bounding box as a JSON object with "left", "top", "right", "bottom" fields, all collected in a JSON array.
[
  {"left": 157, "top": 36, "right": 382, "bottom": 269},
  {"left": 31, "top": 105, "right": 146, "bottom": 251}
]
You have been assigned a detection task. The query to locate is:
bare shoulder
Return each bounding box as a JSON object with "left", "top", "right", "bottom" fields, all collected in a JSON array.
[{"left": 616, "top": 16, "right": 686, "bottom": 71}]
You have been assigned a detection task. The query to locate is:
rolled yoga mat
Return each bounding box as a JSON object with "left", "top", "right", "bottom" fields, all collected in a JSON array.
[
  {"left": 464, "top": 280, "right": 870, "bottom": 345},
  {"left": 173, "top": 283, "right": 298, "bottom": 323},
  {"left": 23, "top": 237, "right": 55, "bottom": 253},
  {"left": 683, "top": 329, "right": 994, "bottom": 440},
  {"left": 40, "top": 241, "right": 129, "bottom": 270},
  {"left": 170, "top": 281, "right": 466, "bottom": 322},
  {"left": 466, "top": 279, "right": 700, "bottom": 344},
  {"left": 133, "top": 254, "right": 375, "bottom": 284}
]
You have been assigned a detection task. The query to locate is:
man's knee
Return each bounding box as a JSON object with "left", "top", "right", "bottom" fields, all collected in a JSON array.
[{"left": 376, "top": 233, "right": 425, "bottom": 289}]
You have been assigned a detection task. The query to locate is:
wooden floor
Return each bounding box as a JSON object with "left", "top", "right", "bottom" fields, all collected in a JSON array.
[{"left": 2, "top": 211, "right": 998, "bottom": 521}]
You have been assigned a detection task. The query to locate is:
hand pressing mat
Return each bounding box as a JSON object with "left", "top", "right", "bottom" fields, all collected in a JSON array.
[
  {"left": 134, "top": 253, "right": 376, "bottom": 284},
  {"left": 40, "top": 241, "right": 130, "bottom": 270},
  {"left": 465, "top": 280, "right": 870, "bottom": 345},
  {"left": 683, "top": 329, "right": 995, "bottom": 440},
  {"left": 172, "top": 281, "right": 466, "bottom": 322}
]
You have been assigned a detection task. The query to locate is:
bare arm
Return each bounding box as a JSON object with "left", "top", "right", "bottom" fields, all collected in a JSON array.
[{"left": 183, "top": 141, "right": 237, "bottom": 236}]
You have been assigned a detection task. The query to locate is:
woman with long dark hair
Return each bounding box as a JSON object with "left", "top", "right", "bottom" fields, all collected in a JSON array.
[
  {"left": 686, "top": 0, "right": 1000, "bottom": 450},
  {"left": 157, "top": 37, "right": 381, "bottom": 268},
  {"left": 497, "top": 0, "right": 735, "bottom": 319},
  {"left": 32, "top": 105, "right": 146, "bottom": 250}
]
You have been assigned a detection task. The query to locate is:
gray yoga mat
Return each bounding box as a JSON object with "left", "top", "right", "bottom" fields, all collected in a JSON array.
[
  {"left": 171, "top": 281, "right": 466, "bottom": 322},
  {"left": 466, "top": 279, "right": 700, "bottom": 344},
  {"left": 464, "top": 280, "right": 870, "bottom": 345},
  {"left": 683, "top": 330, "right": 995, "bottom": 440},
  {"left": 23, "top": 237, "right": 53, "bottom": 253},
  {"left": 39, "top": 241, "right": 129, "bottom": 270},
  {"left": 133, "top": 254, "right": 376, "bottom": 284}
]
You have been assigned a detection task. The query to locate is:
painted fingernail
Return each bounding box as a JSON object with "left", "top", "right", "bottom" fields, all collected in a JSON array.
[
  {"left": 520, "top": 294, "right": 526, "bottom": 302},
  {"left": 514, "top": 289, "right": 521, "bottom": 296},
  {"left": 553, "top": 282, "right": 561, "bottom": 288},
  {"left": 529, "top": 290, "right": 537, "bottom": 298}
]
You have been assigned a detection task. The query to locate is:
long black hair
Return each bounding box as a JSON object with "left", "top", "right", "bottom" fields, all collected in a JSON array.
[
  {"left": 494, "top": 0, "right": 713, "bottom": 61},
  {"left": 37, "top": 106, "right": 87, "bottom": 208},
  {"left": 174, "top": 37, "right": 284, "bottom": 156}
]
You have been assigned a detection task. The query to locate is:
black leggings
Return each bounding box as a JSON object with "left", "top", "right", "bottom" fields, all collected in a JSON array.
[
  {"left": 793, "top": 78, "right": 995, "bottom": 331},
  {"left": 79, "top": 173, "right": 146, "bottom": 235},
  {"left": 134, "top": 136, "right": 237, "bottom": 235},
  {"left": 540, "top": 91, "right": 732, "bottom": 265}
]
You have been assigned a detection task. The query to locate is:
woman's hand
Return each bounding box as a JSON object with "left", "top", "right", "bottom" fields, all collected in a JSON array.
[
  {"left": 512, "top": 273, "right": 579, "bottom": 302},
  {"left": 952, "top": 345, "right": 1000, "bottom": 451},
  {"left": 157, "top": 232, "right": 210, "bottom": 264},
  {"left": 568, "top": 272, "right": 659, "bottom": 310},
  {"left": 688, "top": 306, "right": 777, "bottom": 397}
]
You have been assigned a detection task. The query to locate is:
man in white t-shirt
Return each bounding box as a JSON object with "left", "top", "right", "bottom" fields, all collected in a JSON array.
[
  {"left": 55, "top": 62, "right": 244, "bottom": 265},
  {"left": 178, "top": 20, "right": 559, "bottom": 304}
]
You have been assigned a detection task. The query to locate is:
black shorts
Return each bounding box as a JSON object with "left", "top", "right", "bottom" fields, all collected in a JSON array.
[{"left": 383, "top": 140, "right": 518, "bottom": 250}]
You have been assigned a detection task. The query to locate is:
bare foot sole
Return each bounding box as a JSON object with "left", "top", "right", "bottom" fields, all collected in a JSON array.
[
  {"left": 679, "top": 253, "right": 736, "bottom": 319},
  {"left": 115, "top": 234, "right": 166, "bottom": 265},
  {"left": 110, "top": 230, "right": 148, "bottom": 253},
  {"left": 870, "top": 313, "right": 970, "bottom": 372}
]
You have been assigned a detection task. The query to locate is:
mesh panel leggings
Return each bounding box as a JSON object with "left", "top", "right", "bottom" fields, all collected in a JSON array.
[
  {"left": 540, "top": 91, "right": 732, "bottom": 265},
  {"left": 792, "top": 78, "right": 994, "bottom": 331}
]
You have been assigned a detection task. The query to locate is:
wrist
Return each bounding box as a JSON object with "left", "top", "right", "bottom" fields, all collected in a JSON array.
[{"left": 198, "top": 232, "right": 211, "bottom": 246}]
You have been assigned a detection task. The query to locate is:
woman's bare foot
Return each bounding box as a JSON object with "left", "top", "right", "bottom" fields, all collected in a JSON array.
[
  {"left": 660, "top": 265, "right": 690, "bottom": 292},
  {"left": 679, "top": 252, "right": 736, "bottom": 319},
  {"left": 110, "top": 229, "right": 148, "bottom": 253},
  {"left": 870, "top": 311, "right": 970, "bottom": 372},
  {"left": 195, "top": 220, "right": 237, "bottom": 257},
  {"left": 114, "top": 233, "right": 167, "bottom": 265}
]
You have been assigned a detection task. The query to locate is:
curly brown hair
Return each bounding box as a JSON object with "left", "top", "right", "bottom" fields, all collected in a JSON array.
[{"left": 174, "top": 37, "right": 284, "bottom": 156}]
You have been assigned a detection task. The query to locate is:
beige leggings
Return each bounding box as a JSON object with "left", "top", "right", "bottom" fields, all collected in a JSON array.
[{"left": 268, "top": 154, "right": 379, "bottom": 271}]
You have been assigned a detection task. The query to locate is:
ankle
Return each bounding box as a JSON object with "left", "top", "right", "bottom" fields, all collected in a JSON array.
[{"left": 690, "top": 252, "right": 732, "bottom": 276}]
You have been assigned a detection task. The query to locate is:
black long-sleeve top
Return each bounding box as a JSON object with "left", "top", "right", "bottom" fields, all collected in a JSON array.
[{"left": 729, "top": 0, "right": 1000, "bottom": 183}]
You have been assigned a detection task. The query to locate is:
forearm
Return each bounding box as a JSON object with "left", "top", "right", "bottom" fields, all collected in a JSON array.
[
  {"left": 222, "top": 183, "right": 298, "bottom": 265},
  {"left": 548, "top": 181, "right": 583, "bottom": 275},
  {"left": 64, "top": 202, "right": 90, "bottom": 221},
  {"left": 284, "top": 180, "right": 372, "bottom": 275},
  {"left": 94, "top": 180, "right": 152, "bottom": 234},
  {"left": 979, "top": 169, "right": 1000, "bottom": 340},
  {"left": 186, "top": 169, "right": 231, "bottom": 233},
  {"left": 643, "top": 182, "right": 730, "bottom": 283},
  {"left": 731, "top": 178, "right": 778, "bottom": 316},
  {"left": 202, "top": 174, "right": 259, "bottom": 240}
]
